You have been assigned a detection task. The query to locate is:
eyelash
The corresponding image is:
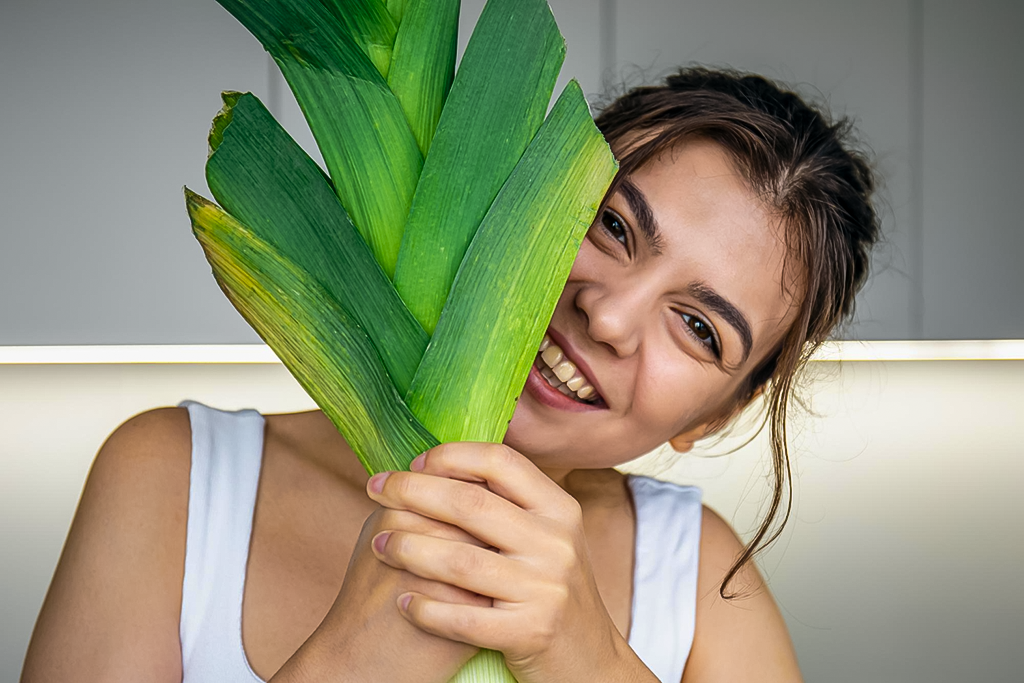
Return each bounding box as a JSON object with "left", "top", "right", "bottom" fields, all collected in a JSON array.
[
  {"left": 679, "top": 312, "right": 721, "bottom": 358},
  {"left": 598, "top": 209, "right": 630, "bottom": 254}
]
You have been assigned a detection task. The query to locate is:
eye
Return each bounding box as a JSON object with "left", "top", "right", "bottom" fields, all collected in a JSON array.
[
  {"left": 599, "top": 209, "right": 630, "bottom": 250},
  {"left": 679, "top": 312, "right": 720, "bottom": 357}
]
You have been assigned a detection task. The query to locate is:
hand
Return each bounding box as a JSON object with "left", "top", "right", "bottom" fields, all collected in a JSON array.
[
  {"left": 365, "top": 443, "right": 648, "bottom": 683},
  {"left": 271, "top": 503, "right": 488, "bottom": 683}
]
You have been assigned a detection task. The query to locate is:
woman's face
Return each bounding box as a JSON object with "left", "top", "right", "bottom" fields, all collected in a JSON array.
[{"left": 504, "top": 139, "right": 802, "bottom": 471}]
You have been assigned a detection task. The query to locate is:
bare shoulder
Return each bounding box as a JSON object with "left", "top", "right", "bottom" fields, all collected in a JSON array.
[
  {"left": 22, "top": 407, "right": 193, "bottom": 683},
  {"left": 680, "top": 505, "right": 803, "bottom": 683}
]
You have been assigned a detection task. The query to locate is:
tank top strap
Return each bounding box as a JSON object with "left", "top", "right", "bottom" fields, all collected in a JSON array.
[
  {"left": 626, "top": 474, "right": 703, "bottom": 683},
  {"left": 178, "top": 400, "right": 266, "bottom": 683}
]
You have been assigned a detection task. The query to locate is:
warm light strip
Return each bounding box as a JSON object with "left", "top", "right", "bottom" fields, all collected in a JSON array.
[
  {"left": 0, "top": 345, "right": 279, "bottom": 365},
  {"left": 0, "top": 340, "right": 1022, "bottom": 365},
  {"left": 810, "top": 339, "right": 1024, "bottom": 362}
]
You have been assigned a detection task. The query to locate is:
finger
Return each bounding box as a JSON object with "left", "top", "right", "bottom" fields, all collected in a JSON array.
[
  {"left": 373, "top": 530, "right": 524, "bottom": 602},
  {"left": 370, "top": 507, "right": 488, "bottom": 548},
  {"left": 368, "top": 471, "right": 533, "bottom": 552},
  {"left": 413, "top": 442, "right": 578, "bottom": 521},
  {"left": 406, "top": 575, "right": 493, "bottom": 609},
  {"left": 397, "top": 592, "right": 516, "bottom": 653}
]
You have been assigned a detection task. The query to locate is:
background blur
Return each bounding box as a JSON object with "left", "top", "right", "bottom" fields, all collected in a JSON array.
[{"left": 2, "top": 0, "right": 1023, "bottom": 681}]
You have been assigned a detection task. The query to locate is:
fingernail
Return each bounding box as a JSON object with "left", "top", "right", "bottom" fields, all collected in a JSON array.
[
  {"left": 372, "top": 531, "right": 391, "bottom": 555},
  {"left": 410, "top": 454, "right": 426, "bottom": 472},
  {"left": 398, "top": 593, "right": 413, "bottom": 612},
  {"left": 368, "top": 471, "right": 391, "bottom": 494}
]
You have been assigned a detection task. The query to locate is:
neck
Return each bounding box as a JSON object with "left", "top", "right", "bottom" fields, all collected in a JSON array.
[{"left": 539, "top": 465, "right": 575, "bottom": 491}]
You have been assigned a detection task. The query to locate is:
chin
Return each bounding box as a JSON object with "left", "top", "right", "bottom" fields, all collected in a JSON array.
[{"left": 502, "top": 409, "right": 634, "bottom": 472}]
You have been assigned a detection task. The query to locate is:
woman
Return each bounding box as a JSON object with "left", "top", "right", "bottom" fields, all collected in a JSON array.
[{"left": 21, "top": 68, "right": 878, "bottom": 682}]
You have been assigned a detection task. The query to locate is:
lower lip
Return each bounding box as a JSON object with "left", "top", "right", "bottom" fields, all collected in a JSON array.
[{"left": 523, "top": 358, "right": 607, "bottom": 413}]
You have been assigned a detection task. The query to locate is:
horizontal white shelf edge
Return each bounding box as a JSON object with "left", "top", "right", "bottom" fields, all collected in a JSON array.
[{"left": 1, "top": 340, "right": 1023, "bottom": 364}]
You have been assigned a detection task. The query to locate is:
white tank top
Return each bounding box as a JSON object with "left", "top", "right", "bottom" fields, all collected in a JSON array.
[{"left": 178, "top": 400, "right": 702, "bottom": 683}]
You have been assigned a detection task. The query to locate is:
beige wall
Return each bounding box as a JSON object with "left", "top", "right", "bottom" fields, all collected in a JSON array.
[{"left": 3, "top": 356, "right": 1023, "bottom": 681}]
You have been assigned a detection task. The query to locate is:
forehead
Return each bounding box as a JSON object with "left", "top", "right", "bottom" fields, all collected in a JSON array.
[{"left": 626, "top": 140, "right": 802, "bottom": 360}]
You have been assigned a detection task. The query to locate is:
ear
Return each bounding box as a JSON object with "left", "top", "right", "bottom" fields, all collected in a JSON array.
[
  {"left": 668, "top": 425, "right": 713, "bottom": 453},
  {"left": 668, "top": 385, "right": 767, "bottom": 453}
]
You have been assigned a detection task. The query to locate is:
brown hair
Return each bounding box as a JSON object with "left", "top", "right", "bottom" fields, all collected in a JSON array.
[{"left": 595, "top": 67, "right": 879, "bottom": 597}]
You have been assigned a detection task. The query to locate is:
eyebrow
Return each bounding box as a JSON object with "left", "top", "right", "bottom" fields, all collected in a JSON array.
[
  {"left": 618, "top": 179, "right": 665, "bottom": 255},
  {"left": 688, "top": 282, "right": 754, "bottom": 364}
]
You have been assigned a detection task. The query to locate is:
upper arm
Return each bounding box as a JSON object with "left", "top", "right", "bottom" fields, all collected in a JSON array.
[
  {"left": 21, "top": 407, "right": 193, "bottom": 683},
  {"left": 680, "top": 506, "right": 803, "bottom": 683}
]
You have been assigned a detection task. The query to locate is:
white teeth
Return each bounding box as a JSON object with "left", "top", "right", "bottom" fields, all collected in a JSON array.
[
  {"left": 536, "top": 334, "right": 600, "bottom": 404},
  {"left": 553, "top": 360, "right": 576, "bottom": 382},
  {"left": 541, "top": 345, "right": 563, "bottom": 366}
]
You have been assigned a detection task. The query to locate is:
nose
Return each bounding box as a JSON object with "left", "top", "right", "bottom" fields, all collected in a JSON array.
[{"left": 573, "top": 279, "right": 646, "bottom": 358}]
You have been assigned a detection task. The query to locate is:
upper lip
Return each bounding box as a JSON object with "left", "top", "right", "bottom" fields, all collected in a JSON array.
[{"left": 544, "top": 327, "right": 607, "bottom": 405}]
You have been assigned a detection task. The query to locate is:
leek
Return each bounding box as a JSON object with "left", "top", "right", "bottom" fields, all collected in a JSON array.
[{"left": 186, "top": 0, "right": 617, "bottom": 679}]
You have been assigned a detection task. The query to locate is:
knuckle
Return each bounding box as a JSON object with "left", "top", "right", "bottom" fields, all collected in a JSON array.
[
  {"left": 558, "top": 497, "right": 584, "bottom": 526},
  {"left": 451, "top": 484, "right": 489, "bottom": 519},
  {"left": 516, "top": 618, "right": 555, "bottom": 659},
  {"left": 388, "top": 471, "right": 412, "bottom": 498},
  {"left": 447, "top": 548, "right": 481, "bottom": 579},
  {"left": 388, "top": 472, "right": 424, "bottom": 506},
  {"left": 534, "top": 619, "right": 557, "bottom": 648},
  {"left": 449, "top": 609, "right": 478, "bottom": 641},
  {"left": 493, "top": 443, "right": 520, "bottom": 468},
  {"left": 552, "top": 541, "right": 577, "bottom": 574},
  {"left": 427, "top": 442, "right": 456, "bottom": 466},
  {"left": 550, "top": 583, "right": 571, "bottom": 611},
  {"left": 436, "top": 522, "right": 474, "bottom": 544},
  {"left": 394, "top": 509, "right": 436, "bottom": 534},
  {"left": 487, "top": 444, "right": 520, "bottom": 475},
  {"left": 431, "top": 581, "right": 491, "bottom": 607},
  {"left": 378, "top": 508, "right": 403, "bottom": 529}
]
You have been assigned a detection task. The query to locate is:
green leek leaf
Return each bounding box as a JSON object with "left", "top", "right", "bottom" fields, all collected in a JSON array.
[
  {"left": 186, "top": 189, "right": 437, "bottom": 473},
  {"left": 192, "top": 3, "right": 619, "bottom": 681},
  {"left": 392, "top": 0, "right": 565, "bottom": 333},
  {"left": 205, "top": 91, "right": 427, "bottom": 393},
  {"left": 408, "top": 80, "right": 617, "bottom": 443},
  {"left": 386, "top": 0, "right": 409, "bottom": 24},
  {"left": 216, "top": 0, "right": 421, "bottom": 276},
  {"left": 388, "top": 0, "right": 460, "bottom": 156}
]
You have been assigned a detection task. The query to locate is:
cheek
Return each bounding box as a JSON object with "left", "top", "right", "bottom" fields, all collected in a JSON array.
[
  {"left": 630, "top": 356, "right": 730, "bottom": 439},
  {"left": 566, "top": 236, "right": 607, "bottom": 281}
]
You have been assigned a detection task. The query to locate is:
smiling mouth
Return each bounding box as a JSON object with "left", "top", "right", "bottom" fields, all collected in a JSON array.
[{"left": 535, "top": 334, "right": 602, "bottom": 404}]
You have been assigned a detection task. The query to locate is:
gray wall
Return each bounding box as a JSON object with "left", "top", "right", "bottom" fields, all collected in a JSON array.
[{"left": 2, "top": 0, "right": 1022, "bottom": 344}]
